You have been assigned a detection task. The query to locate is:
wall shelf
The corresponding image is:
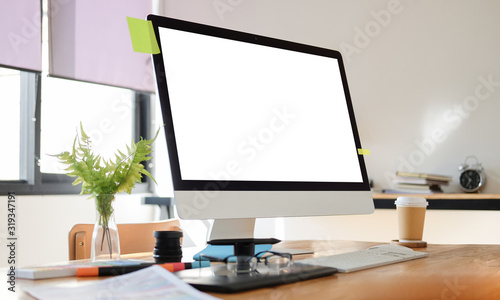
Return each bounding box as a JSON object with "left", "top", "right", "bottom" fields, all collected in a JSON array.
[{"left": 372, "top": 192, "right": 500, "bottom": 211}]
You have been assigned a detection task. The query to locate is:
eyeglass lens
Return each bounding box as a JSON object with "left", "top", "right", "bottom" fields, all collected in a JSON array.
[
  {"left": 226, "top": 256, "right": 258, "bottom": 273},
  {"left": 225, "top": 252, "right": 292, "bottom": 273},
  {"left": 265, "top": 254, "right": 291, "bottom": 270}
]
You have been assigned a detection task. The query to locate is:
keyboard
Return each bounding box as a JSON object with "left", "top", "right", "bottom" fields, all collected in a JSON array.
[{"left": 295, "top": 244, "right": 428, "bottom": 273}]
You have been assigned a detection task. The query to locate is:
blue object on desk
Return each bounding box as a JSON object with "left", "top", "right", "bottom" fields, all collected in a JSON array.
[{"left": 193, "top": 244, "right": 273, "bottom": 261}]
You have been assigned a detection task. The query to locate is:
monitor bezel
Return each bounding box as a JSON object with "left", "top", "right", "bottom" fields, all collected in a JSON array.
[{"left": 148, "top": 15, "right": 370, "bottom": 193}]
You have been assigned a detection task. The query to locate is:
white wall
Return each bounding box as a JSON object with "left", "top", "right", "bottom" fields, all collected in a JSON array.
[
  {"left": 159, "top": 0, "right": 500, "bottom": 193},
  {"left": 156, "top": 0, "right": 500, "bottom": 244},
  {"left": 280, "top": 209, "right": 500, "bottom": 244},
  {"left": 0, "top": 194, "right": 157, "bottom": 268}
]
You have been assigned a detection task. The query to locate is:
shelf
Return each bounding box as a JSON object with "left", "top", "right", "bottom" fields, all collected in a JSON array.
[{"left": 372, "top": 192, "right": 500, "bottom": 210}]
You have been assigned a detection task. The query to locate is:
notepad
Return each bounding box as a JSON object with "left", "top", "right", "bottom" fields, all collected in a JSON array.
[
  {"left": 24, "top": 265, "right": 220, "bottom": 300},
  {"left": 17, "top": 259, "right": 150, "bottom": 280},
  {"left": 193, "top": 244, "right": 273, "bottom": 261}
]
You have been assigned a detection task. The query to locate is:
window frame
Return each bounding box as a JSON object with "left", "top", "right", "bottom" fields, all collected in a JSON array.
[{"left": 0, "top": 71, "right": 154, "bottom": 195}]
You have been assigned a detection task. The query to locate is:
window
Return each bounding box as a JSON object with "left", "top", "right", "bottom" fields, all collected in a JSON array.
[
  {"left": 0, "top": 1, "right": 154, "bottom": 195},
  {"left": 40, "top": 78, "right": 135, "bottom": 175},
  {"left": 0, "top": 72, "right": 153, "bottom": 194},
  {"left": 0, "top": 67, "right": 21, "bottom": 181}
]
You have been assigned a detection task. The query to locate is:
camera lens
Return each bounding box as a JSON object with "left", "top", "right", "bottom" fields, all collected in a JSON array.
[{"left": 153, "top": 231, "right": 183, "bottom": 263}]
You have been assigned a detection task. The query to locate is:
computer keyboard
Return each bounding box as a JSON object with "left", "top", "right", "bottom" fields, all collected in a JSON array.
[{"left": 295, "top": 244, "right": 428, "bottom": 273}]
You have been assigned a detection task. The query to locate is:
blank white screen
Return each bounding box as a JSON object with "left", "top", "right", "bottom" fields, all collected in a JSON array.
[{"left": 160, "top": 28, "right": 362, "bottom": 183}]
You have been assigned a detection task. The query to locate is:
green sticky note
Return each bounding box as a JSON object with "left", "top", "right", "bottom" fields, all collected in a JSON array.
[{"left": 126, "top": 17, "right": 160, "bottom": 54}]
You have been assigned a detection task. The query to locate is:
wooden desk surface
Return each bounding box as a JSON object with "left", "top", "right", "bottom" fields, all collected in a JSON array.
[{"left": 6, "top": 240, "right": 500, "bottom": 299}]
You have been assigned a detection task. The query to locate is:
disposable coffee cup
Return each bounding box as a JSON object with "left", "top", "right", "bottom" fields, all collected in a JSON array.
[{"left": 395, "top": 197, "right": 428, "bottom": 242}]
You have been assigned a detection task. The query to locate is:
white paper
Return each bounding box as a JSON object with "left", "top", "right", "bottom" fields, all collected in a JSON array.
[{"left": 23, "top": 265, "right": 220, "bottom": 300}]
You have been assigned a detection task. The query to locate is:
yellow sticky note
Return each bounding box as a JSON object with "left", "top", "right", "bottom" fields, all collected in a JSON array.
[
  {"left": 358, "top": 149, "right": 370, "bottom": 155},
  {"left": 127, "top": 17, "right": 160, "bottom": 54}
]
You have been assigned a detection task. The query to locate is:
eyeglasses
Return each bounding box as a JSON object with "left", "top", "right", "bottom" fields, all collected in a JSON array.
[{"left": 212, "top": 251, "right": 292, "bottom": 274}]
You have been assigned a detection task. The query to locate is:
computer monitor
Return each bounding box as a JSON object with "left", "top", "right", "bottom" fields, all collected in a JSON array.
[{"left": 148, "top": 15, "right": 374, "bottom": 243}]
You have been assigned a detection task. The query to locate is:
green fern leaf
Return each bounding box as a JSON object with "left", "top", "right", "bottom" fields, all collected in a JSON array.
[{"left": 51, "top": 123, "right": 161, "bottom": 197}]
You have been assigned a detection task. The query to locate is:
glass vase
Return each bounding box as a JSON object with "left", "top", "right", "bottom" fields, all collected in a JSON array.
[{"left": 91, "top": 194, "right": 121, "bottom": 262}]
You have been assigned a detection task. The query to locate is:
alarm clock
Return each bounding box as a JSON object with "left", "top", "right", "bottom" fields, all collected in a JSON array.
[{"left": 458, "top": 156, "right": 485, "bottom": 193}]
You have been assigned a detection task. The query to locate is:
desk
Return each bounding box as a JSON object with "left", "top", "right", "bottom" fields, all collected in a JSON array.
[{"left": 6, "top": 240, "right": 500, "bottom": 299}]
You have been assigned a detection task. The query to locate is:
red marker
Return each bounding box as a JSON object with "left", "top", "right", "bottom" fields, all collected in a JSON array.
[{"left": 77, "top": 261, "right": 210, "bottom": 277}]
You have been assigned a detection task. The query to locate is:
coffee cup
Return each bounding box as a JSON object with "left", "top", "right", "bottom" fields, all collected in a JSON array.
[{"left": 395, "top": 197, "right": 428, "bottom": 242}]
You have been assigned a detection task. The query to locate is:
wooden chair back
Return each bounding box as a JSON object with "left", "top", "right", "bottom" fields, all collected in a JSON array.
[{"left": 68, "top": 219, "right": 181, "bottom": 260}]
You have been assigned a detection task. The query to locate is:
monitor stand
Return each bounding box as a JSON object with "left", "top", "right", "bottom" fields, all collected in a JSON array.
[
  {"left": 178, "top": 217, "right": 335, "bottom": 293},
  {"left": 196, "top": 218, "right": 279, "bottom": 258},
  {"left": 208, "top": 218, "right": 256, "bottom": 241},
  {"left": 193, "top": 218, "right": 312, "bottom": 259}
]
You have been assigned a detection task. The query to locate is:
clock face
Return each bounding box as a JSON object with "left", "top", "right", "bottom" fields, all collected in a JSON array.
[{"left": 459, "top": 170, "right": 482, "bottom": 191}]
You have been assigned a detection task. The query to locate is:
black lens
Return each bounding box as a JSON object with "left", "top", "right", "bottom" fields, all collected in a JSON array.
[{"left": 153, "top": 231, "right": 183, "bottom": 263}]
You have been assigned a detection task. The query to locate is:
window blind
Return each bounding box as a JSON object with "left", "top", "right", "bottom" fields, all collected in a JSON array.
[
  {"left": 48, "top": 0, "right": 155, "bottom": 92},
  {"left": 0, "top": 0, "right": 42, "bottom": 72}
]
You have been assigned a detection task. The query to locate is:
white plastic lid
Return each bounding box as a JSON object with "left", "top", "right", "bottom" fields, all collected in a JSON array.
[{"left": 394, "top": 196, "right": 428, "bottom": 207}]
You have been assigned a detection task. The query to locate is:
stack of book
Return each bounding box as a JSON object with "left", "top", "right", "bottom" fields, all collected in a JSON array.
[{"left": 383, "top": 171, "right": 452, "bottom": 194}]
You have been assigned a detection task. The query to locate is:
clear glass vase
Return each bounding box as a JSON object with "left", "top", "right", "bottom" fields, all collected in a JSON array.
[{"left": 91, "top": 194, "right": 121, "bottom": 262}]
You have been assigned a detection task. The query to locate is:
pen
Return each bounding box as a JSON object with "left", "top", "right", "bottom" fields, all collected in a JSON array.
[{"left": 76, "top": 261, "right": 210, "bottom": 277}]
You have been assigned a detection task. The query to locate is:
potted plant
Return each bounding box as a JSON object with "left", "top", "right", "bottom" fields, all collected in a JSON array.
[{"left": 54, "top": 123, "right": 159, "bottom": 261}]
